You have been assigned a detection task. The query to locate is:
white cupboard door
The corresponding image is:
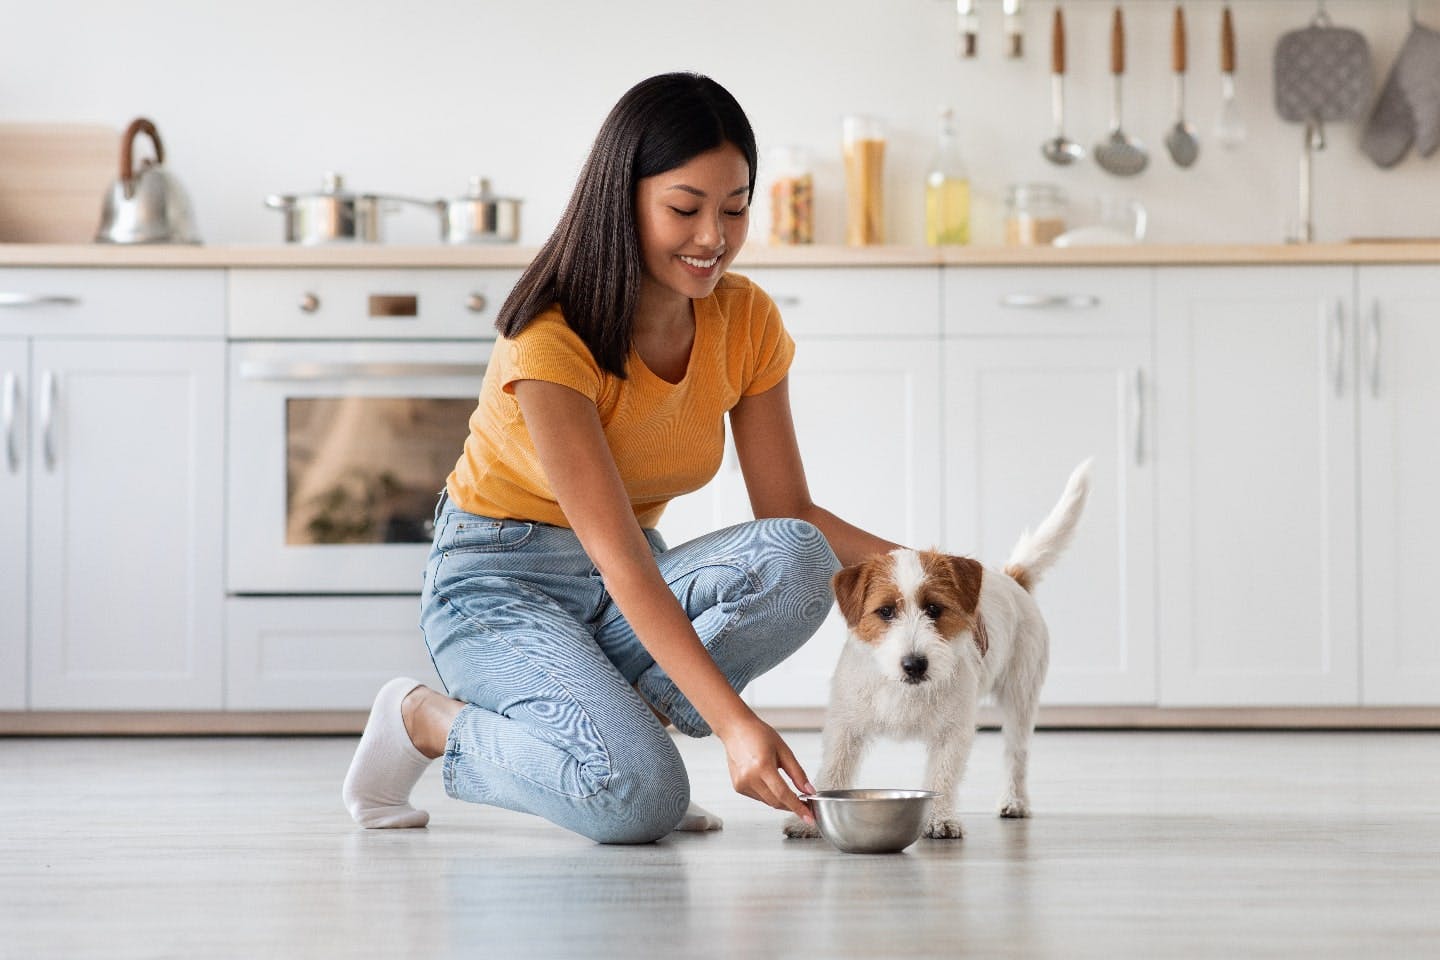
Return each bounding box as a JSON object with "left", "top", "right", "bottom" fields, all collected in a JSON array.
[
  {"left": 742, "top": 340, "right": 944, "bottom": 709},
  {"left": 945, "top": 338, "right": 1156, "bottom": 704},
  {"left": 0, "top": 339, "right": 26, "bottom": 708},
  {"left": 1156, "top": 267, "right": 1358, "bottom": 705},
  {"left": 28, "top": 340, "right": 225, "bottom": 709},
  {"left": 1357, "top": 267, "right": 1440, "bottom": 704}
]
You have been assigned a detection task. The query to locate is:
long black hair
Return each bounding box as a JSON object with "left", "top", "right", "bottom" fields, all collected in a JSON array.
[{"left": 494, "top": 72, "right": 758, "bottom": 378}]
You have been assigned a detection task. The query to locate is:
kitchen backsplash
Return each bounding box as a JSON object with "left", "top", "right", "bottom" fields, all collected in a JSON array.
[{"left": 3, "top": 0, "right": 1435, "bottom": 247}]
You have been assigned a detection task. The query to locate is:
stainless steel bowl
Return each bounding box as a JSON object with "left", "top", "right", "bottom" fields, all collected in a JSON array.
[{"left": 803, "top": 789, "right": 939, "bottom": 854}]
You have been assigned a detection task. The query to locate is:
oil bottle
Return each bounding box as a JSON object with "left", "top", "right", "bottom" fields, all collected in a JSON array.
[{"left": 925, "top": 108, "right": 971, "bottom": 246}]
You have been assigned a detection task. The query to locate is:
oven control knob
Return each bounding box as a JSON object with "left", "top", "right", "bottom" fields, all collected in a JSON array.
[
  {"left": 465, "top": 293, "right": 488, "bottom": 314},
  {"left": 299, "top": 292, "right": 321, "bottom": 313}
]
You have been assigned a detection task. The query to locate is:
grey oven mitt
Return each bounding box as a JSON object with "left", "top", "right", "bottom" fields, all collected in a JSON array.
[
  {"left": 1395, "top": 19, "right": 1440, "bottom": 156},
  {"left": 1363, "top": 59, "right": 1416, "bottom": 167}
]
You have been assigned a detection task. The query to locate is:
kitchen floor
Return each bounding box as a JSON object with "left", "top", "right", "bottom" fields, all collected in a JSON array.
[{"left": 3, "top": 729, "right": 1437, "bottom": 959}]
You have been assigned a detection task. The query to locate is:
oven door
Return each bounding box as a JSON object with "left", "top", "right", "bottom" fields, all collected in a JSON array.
[{"left": 227, "top": 339, "right": 490, "bottom": 594}]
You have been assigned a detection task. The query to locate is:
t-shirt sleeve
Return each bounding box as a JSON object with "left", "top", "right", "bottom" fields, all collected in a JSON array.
[
  {"left": 496, "top": 315, "right": 603, "bottom": 403},
  {"left": 742, "top": 286, "right": 796, "bottom": 397}
]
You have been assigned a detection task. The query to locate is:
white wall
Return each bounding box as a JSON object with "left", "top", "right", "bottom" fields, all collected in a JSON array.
[{"left": 6, "top": 0, "right": 1437, "bottom": 246}]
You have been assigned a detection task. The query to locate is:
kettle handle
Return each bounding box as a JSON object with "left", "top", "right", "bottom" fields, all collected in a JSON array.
[{"left": 120, "top": 117, "right": 164, "bottom": 182}]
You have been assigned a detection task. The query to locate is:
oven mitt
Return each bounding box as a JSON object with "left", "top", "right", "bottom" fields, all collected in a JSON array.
[
  {"left": 1362, "top": 61, "right": 1415, "bottom": 168},
  {"left": 1395, "top": 20, "right": 1440, "bottom": 157}
]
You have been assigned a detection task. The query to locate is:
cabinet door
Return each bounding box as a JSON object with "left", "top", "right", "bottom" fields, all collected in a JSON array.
[
  {"left": 1155, "top": 267, "right": 1358, "bottom": 705},
  {"left": 1357, "top": 267, "right": 1440, "bottom": 704},
  {"left": 0, "top": 339, "right": 26, "bottom": 708},
  {"left": 667, "top": 340, "right": 943, "bottom": 709},
  {"left": 945, "top": 338, "right": 1156, "bottom": 704},
  {"left": 28, "top": 340, "right": 225, "bottom": 709}
]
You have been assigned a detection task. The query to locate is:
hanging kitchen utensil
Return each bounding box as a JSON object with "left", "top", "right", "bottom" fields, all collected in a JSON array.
[
  {"left": 1363, "top": 49, "right": 1419, "bottom": 168},
  {"left": 1393, "top": 14, "right": 1440, "bottom": 156},
  {"left": 1003, "top": 0, "right": 1024, "bottom": 58},
  {"left": 94, "top": 118, "right": 200, "bottom": 245},
  {"left": 1214, "top": 4, "right": 1247, "bottom": 148},
  {"left": 1041, "top": 6, "right": 1084, "bottom": 165},
  {"left": 1164, "top": 4, "right": 1201, "bottom": 167},
  {"left": 1094, "top": 5, "right": 1148, "bottom": 177},
  {"left": 956, "top": 0, "right": 978, "bottom": 58}
]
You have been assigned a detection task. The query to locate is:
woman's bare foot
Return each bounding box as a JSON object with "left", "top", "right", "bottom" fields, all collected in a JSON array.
[{"left": 401, "top": 685, "right": 465, "bottom": 759}]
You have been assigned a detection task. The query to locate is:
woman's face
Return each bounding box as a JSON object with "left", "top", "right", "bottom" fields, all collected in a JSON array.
[{"left": 634, "top": 142, "right": 751, "bottom": 310}]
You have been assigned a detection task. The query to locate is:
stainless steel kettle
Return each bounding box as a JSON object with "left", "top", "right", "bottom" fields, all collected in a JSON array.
[{"left": 95, "top": 118, "right": 201, "bottom": 244}]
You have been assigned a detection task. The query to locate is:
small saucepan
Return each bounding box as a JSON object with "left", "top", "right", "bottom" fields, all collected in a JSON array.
[
  {"left": 266, "top": 172, "right": 390, "bottom": 244},
  {"left": 432, "top": 177, "right": 522, "bottom": 244}
]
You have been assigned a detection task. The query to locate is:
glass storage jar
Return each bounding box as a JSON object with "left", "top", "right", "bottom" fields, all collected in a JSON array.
[
  {"left": 1004, "top": 183, "right": 1067, "bottom": 247},
  {"left": 767, "top": 146, "right": 814, "bottom": 245}
]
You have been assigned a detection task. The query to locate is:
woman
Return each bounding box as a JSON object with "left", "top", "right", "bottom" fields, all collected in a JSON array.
[{"left": 343, "top": 72, "right": 899, "bottom": 844}]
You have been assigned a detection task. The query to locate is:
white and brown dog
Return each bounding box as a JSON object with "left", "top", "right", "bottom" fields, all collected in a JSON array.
[{"left": 785, "top": 460, "right": 1091, "bottom": 841}]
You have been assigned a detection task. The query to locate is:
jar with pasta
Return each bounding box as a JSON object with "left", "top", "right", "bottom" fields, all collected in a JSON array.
[{"left": 767, "top": 146, "right": 813, "bottom": 245}]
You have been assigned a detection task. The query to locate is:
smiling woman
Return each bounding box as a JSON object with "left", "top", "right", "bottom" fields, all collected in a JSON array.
[{"left": 342, "top": 72, "right": 904, "bottom": 846}]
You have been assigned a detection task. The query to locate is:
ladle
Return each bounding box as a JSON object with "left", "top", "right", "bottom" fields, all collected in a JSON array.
[
  {"left": 1164, "top": 4, "right": 1201, "bottom": 167},
  {"left": 1094, "top": 5, "right": 1149, "bottom": 177},
  {"left": 1041, "top": 6, "right": 1085, "bottom": 165}
]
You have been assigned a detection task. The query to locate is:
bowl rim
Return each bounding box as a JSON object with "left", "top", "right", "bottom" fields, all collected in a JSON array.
[{"left": 801, "top": 788, "right": 940, "bottom": 802}]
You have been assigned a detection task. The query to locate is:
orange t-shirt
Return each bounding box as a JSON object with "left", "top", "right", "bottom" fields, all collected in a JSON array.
[{"left": 447, "top": 272, "right": 795, "bottom": 529}]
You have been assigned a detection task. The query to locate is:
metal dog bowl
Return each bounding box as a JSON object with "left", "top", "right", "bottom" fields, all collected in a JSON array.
[{"left": 802, "top": 789, "right": 939, "bottom": 854}]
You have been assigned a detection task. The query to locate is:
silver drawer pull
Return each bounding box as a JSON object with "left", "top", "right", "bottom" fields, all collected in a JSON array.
[
  {"left": 772, "top": 295, "right": 802, "bottom": 308},
  {"left": 2, "top": 372, "right": 18, "bottom": 474},
  {"left": 40, "top": 370, "right": 57, "bottom": 471},
  {"left": 0, "top": 293, "right": 81, "bottom": 308},
  {"left": 999, "top": 293, "right": 1101, "bottom": 310},
  {"left": 239, "top": 361, "right": 488, "bottom": 382}
]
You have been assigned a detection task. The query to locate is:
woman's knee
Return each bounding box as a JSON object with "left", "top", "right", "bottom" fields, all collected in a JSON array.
[
  {"left": 751, "top": 518, "right": 840, "bottom": 623},
  {"left": 584, "top": 744, "right": 690, "bottom": 844}
]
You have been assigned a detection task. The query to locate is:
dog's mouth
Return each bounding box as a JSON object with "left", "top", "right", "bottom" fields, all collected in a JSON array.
[{"left": 900, "top": 674, "right": 929, "bottom": 686}]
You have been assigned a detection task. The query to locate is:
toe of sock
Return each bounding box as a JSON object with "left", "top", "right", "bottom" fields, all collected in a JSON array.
[{"left": 351, "top": 804, "right": 431, "bottom": 829}]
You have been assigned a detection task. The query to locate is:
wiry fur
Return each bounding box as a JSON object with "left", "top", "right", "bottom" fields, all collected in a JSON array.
[{"left": 785, "top": 460, "right": 1091, "bottom": 841}]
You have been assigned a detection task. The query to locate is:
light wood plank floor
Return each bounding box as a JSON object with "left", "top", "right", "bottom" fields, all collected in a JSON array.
[{"left": 3, "top": 731, "right": 1438, "bottom": 959}]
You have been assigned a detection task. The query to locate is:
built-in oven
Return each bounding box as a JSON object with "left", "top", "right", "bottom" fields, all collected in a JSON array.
[{"left": 224, "top": 268, "right": 517, "bottom": 709}]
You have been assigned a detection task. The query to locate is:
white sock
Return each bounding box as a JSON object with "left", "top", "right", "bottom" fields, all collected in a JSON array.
[
  {"left": 342, "top": 677, "right": 434, "bottom": 829},
  {"left": 674, "top": 801, "right": 724, "bottom": 832}
]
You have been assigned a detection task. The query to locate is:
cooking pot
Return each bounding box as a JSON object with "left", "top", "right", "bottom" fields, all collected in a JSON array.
[
  {"left": 436, "top": 177, "right": 521, "bottom": 244},
  {"left": 95, "top": 118, "right": 201, "bottom": 245},
  {"left": 266, "top": 172, "right": 390, "bottom": 244}
]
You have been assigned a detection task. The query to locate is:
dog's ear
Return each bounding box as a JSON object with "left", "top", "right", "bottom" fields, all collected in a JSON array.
[
  {"left": 831, "top": 562, "right": 872, "bottom": 627},
  {"left": 941, "top": 555, "right": 984, "bottom": 615}
]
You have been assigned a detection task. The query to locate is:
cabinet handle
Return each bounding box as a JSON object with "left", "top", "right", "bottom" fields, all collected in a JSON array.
[
  {"left": 239, "top": 360, "right": 488, "bottom": 382},
  {"left": 999, "top": 293, "right": 1100, "bottom": 310},
  {"left": 772, "top": 295, "right": 802, "bottom": 309},
  {"left": 1366, "top": 300, "right": 1381, "bottom": 399},
  {"left": 2, "top": 372, "right": 18, "bottom": 474},
  {"left": 40, "top": 370, "right": 57, "bottom": 471},
  {"left": 0, "top": 293, "right": 81, "bottom": 308},
  {"left": 1132, "top": 367, "right": 1145, "bottom": 467},
  {"left": 1328, "top": 299, "right": 1346, "bottom": 398}
]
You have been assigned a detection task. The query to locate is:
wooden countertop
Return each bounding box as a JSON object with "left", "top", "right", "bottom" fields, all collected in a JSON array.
[{"left": 6, "top": 241, "right": 1440, "bottom": 268}]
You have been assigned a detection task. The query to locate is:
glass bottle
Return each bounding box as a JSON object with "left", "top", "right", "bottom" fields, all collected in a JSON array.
[{"left": 925, "top": 109, "right": 971, "bottom": 246}]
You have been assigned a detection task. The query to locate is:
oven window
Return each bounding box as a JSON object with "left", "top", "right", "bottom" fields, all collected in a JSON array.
[{"left": 286, "top": 397, "right": 473, "bottom": 544}]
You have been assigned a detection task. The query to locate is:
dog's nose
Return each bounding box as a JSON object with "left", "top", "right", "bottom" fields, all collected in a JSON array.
[{"left": 900, "top": 654, "right": 929, "bottom": 681}]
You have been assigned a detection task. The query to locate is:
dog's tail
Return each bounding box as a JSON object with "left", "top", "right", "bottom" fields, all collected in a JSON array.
[{"left": 1003, "top": 458, "right": 1092, "bottom": 593}]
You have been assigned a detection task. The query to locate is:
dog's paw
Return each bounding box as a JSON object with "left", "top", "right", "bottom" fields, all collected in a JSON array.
[
  {"left": 782, "top": 814, "right": 821, "bottom": 839},
  {"left": 998, "top": 798, "right": 1031, "bottom": 819},
  {"left": 924, "top": 816, "right": 965, "bottom": 840}
]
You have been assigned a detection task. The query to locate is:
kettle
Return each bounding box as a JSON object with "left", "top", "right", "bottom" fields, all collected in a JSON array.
[{"left": 95, "top": 118, "right": 200, "bottom": 244}]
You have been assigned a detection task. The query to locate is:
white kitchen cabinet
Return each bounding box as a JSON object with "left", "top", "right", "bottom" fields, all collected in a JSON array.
[
  {"left": 1356, "top": 267, "right": 1440, "bottom": 705},
  {"left": 1155, "top": 267, "right": 1359, "bottom": 705},
  {"left": 0, "top": 269, "right": 226, "bottom": 711},
  {"left": 943, "top": 268, "right": 1156, "bottom": 705},
  {"left": 1, "top": 339, "right": 27, "bottom": 708},
  {"left": 659, "top": 269, "right": 944, "bottom": 708}
]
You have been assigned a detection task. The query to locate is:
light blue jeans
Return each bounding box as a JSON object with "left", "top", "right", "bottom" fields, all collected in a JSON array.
[{"left": 419, "top": 493, "right": 839, "bottom": 844}]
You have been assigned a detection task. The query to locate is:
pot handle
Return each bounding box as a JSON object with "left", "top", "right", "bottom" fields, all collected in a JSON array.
[{"left": 120, "top": 117, "right": 164, "bottom": 183}]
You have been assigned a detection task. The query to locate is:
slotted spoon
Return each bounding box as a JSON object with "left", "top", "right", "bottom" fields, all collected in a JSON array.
[{"left": 1094, "top": 5, "right": 1149, "bottom": 177}]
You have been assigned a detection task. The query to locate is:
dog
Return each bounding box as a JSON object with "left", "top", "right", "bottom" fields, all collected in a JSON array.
[{"left": 784, "top": 459, "right": 1091, "bottom": 841}]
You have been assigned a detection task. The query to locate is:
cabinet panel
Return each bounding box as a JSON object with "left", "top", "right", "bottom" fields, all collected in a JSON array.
[
  {"left": 945, "top": 338, "right": 1156, "bottom": 704},
  {"left": 226, "top": 597, "right": 442, "bottom": 709},
  {"left": 0, "top": 339, "right": 26, "bottom": 708},
  {"left": 1358, "top": 267, "right": 1440, "bottom": 704},
  {"left": 738, "top": 268, "right": 940, "bottom": 339},
  {"left": 662, "top": 339, "right": 943, "bottom": 708},
  {"left": 0, "top": 269, "right": 224, "bottom": 338},
  {"left": 944, "top": 267, "right": 1151, "bottom": 338},
  {"left": 1156, "top": 267, "right": 1358, "bottom": 705},
  {"left": 28, "top": 339, "right": 224, "bottom": 709}
]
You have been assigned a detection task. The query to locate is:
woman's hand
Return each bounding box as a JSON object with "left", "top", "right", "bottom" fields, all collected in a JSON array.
[{"left": 716, "top": 713, "right": 817, "bottom": 824}]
